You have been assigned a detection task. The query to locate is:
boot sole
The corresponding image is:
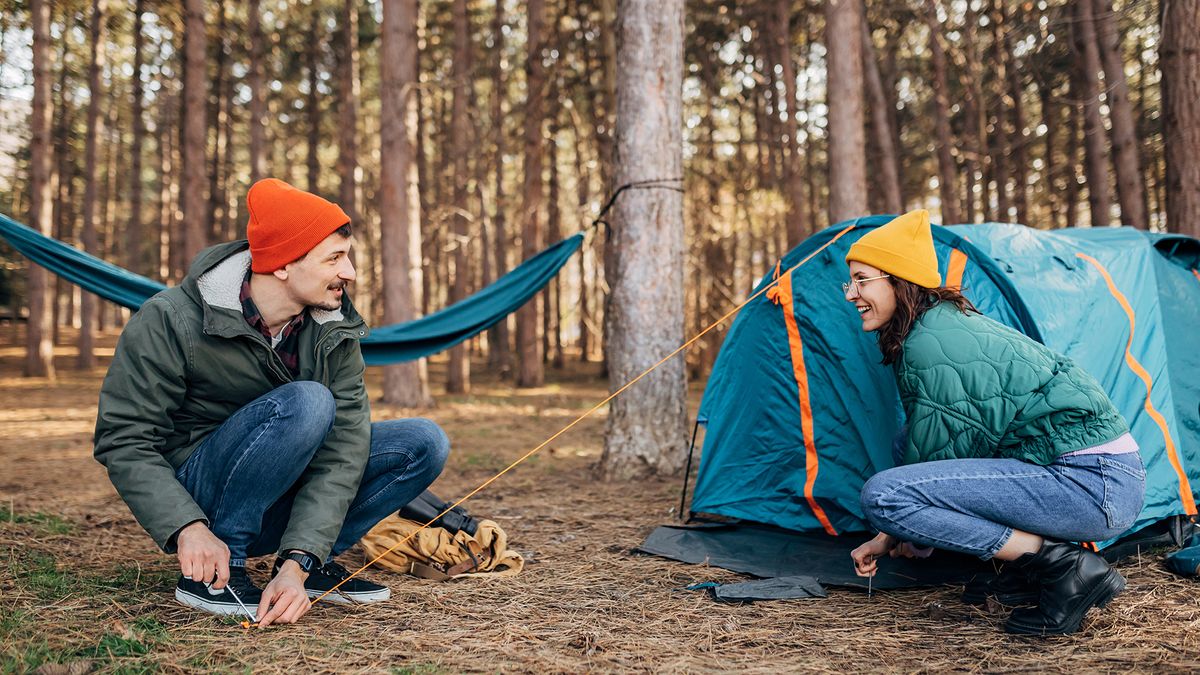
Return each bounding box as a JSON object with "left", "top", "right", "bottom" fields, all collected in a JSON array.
[{"left": 1004, "top": 570, "right": 1125, "bottom": 636}]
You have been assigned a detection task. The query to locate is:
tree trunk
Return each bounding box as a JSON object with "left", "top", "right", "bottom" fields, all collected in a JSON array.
[
  {"left": 337, "top": 0, "right": 359, "bottom": 228},
  {"left": 380, "top": 0, "right": 433, "bottom": 407},
  {"left": 1065, "top": 102, "right": 1082, "bottom": 229},
  {"left": 127, "top": 0, "right": 147, "bottom": 276},
  {"left": 25, "top": 0, "right": 55, "bottom": 379},
  {"left": 78, "top": 0, "right": 107, "bottom": 370},
  {"left": 1090, "top": 0, "right": 1146, "bottom": 229},
  {"left": 771, "top": 0, "right": 808, "bottom": 248},
  {"left": 546, "top": 122, "right": 564, "bottom": 369},
  {"left": 447, "top": 0, "right": 471, "bottom": 393},
  {"left": 247, "top": 0, "right": 267, "bottom": 183},
  {"left": 825, "top": 0, "right": 868, "bottom": 222},
  {"left": 1161, "top": 0, "right": 1200, "bottom": 236},
  {"left": 964, "top": 5, "right": 988, "bottom": 221},
  {"left": 600, "top": 0, "right": 687, "bottom": 481},
  {"left": 1039, "top": 80, "right": 1061, "bottom": 229},
  {"left": 989, "top": 0, "right": 1011, "bottom": 221},
  {"left": 1071, "top": 0, "right": 1113, "bottom": 227},
  {"left": 306, "top": 7, "right": 322, "bottom": 193},
  {"left": 207, "top": 0, "right": 227, "bottom": 243},
  {"left": 860, "top": 18, "right": 902, "bottom": 214},
  {"left": 487, "top": 0, "right": 511, "bottom": 373},
  {"left": 517, "top": 0, "right": 546, "bottom": 387},
  {"left": 181, "top": 0, "right": 208, "bottom": 263},
  {"left": 924, "top": 0, "right": 959, "bottom": 224},
  {"left": 1008, "top": 66, "right": 1029, "bottom": 225}
]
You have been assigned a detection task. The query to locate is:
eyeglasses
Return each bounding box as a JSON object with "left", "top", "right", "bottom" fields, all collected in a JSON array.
[{"left": 842, "top": 274, "right": 890, "bottom": 295}]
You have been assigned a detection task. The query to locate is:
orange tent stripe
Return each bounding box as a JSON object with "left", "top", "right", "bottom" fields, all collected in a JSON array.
[
  {"left": 1076, "top": 253, "right": 1197, "bottom": 515},
  {"left": 946, "top": 248, "right": 968, "bottom": 289},
  {"left": 1192, "top": 268, "right": 1200, "bottom": 284},
  {"left": 778, "top": 272, "right": 838, "bottom": 536}
]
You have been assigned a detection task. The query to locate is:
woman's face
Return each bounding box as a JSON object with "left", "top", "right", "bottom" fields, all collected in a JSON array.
[{"left": 844, "top": 261, "right": 896, "bottom": 332}]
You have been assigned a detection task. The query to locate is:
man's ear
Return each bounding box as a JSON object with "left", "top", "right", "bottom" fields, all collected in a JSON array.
[{"left": 273, "top": 267, "right": 289, "bottom": 281}]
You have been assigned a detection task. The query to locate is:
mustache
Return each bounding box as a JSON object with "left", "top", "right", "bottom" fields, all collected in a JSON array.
[{"left": 327, "top": 280, "right": 349, "bottom": 291}]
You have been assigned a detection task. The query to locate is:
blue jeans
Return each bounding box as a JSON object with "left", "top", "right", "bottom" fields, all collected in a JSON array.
[
  {"left": 175, "top": 381, "right": 450, "bottom": 565},
  {"left": 860, "top": 452, "right": 1146, "bottom": 560}
]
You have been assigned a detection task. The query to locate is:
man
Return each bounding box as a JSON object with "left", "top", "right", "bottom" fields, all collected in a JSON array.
[{"left": 94, "top": 178, "right": 449, "bottom": 626}]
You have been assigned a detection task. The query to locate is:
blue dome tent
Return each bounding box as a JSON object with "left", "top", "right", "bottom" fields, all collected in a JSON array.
[{"left": 643, "top": 217, "right": 1200, "bottom": 590}]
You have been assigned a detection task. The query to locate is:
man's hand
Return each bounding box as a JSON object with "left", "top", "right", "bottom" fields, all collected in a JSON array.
[
  {"left": 176, "top": 521, "right": 230, "bottom": 589},
  {"left": 851, "top": 532, "right": 897, "bottom": 577},
  {"left": 257, "top": 560, "right": 310, "bottom": 627}
]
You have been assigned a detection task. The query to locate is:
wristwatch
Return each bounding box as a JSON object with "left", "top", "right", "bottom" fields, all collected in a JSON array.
[{"left": 281, "top": 549, "right": 320, "bottom": 574}]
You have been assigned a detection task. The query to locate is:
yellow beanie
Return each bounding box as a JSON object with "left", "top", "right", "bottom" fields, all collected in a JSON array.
[{"left": 845, "top": 209, "right": 942, "bottom": 288}]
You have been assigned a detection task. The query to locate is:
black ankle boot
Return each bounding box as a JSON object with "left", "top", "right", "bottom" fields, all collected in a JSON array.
[
  {"left": 961, "top": 565, "right": 1038, "bottom": 607},
  {"left": 1004, "top": 541, "right": 1125, "bottom": 636}
]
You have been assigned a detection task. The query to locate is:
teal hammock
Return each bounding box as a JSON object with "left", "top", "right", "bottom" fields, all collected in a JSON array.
[{"left": 0, "top": 212, "right": 584, "bottom": 366}]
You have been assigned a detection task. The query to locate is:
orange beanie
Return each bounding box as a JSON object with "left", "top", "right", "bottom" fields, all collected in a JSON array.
[{"left": 246, "top": 178, "right": 350, "bottom": 273}]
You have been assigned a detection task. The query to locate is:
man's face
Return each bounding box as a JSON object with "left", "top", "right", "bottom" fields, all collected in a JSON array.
[{"left": 278, "top": 230, "right": 356, "bottom": 311}]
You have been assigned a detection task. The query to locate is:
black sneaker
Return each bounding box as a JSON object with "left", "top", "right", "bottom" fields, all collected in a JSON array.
[
  {"left": 175, "top": 567, "right": 263, "bottom": 618},
  {"left": 273, "top": 558, "right": 391, "bottom": 605}
]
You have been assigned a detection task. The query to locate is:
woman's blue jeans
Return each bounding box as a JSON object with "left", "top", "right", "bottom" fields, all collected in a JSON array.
[
  {"left": 175, "top": 381, "right": 450, "bottom": 565},
  {"left": 860, "top": 452, "right": 1146, "bottom": 560}
]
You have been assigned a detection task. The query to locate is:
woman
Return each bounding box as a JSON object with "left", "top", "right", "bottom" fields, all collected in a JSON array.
[{"left": 844, "top": 209, "right": 1145, "bottom": 636}]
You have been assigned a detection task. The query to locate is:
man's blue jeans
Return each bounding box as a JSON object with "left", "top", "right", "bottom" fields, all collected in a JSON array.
[
  {"left": 860, "top": 452, "right": 1146, "bottom": 560},
  {"left": 175, "top": 381, "right": 450, "bottom": 565}
]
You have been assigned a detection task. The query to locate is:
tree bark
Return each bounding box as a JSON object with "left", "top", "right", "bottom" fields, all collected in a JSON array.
[
  {"left": 207, "top": 0, "right": 227, "bottom": 242},
  {"left": 989, "top": 0, "right": 1011, "bottom": 221},
  {"left": 181, "top": 0, "right": 208, "bottom": 264},
  {"left": 600, "top": 0, "right": 687, "bottom": 481},
  {"left": 447, "top": 0, "right": 471, "bottom": 393},
  {"left": 25, "top": 0, "right": 55, "bottom": 379},
  {"left": 306, "top": 7, "right": 322, "bottom": 194},
  {"left": 380, "top": 0, "right": 433, "bottom": 407},
  {"left": 924, "top": 0, "right": 959, "bottom": 224},
  {"left": 1090, "top": 0, "right": 1146, "bottom": 229},
  {"left": 860, "top": 18, "right": 902, "bottom": 214},
  {"left": 1065, "top": 101, "right": 1082, "bottom": 229},
  {"left": 487, "top": 0, "right": 512, "bottom": 373},
  {"left": 337, "top": 0, "right": 359, "bottom": 229},
  {"left": 79, "top": 0, "right": 107, "bottom": 370},
  {"left": 825, "top": 0, "right": 868, "bottom": 222},
  {"left": 771, "top": 0, "right": 808, "bottom": 247},
  {"left": 247, "top": 0, "right": 267, "bottom": 183},
  {"left": 128, "top": 0, "right": 147, "bottom": 276},
  {"left": 1039, "top": 80, "right": 1061, "bottom": 229},
  {"left": 1071, "top": 0, "right": 1113, "bottom": 227},
  {"left": 517, "top": 0, "right": 546, "bottom": 387},
  {"left": 1161, "top": 0, "right": 1200, "bottom": 236}
]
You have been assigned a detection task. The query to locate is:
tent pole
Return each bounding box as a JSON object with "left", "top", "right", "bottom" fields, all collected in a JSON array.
[{"left": 678, "top": 417, "right": 701, "bottom": 521}]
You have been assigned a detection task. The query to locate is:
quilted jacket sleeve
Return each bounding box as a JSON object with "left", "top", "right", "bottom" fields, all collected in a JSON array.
[{"left": 895, "top": 311, "right": 1023, "bottom": 464}]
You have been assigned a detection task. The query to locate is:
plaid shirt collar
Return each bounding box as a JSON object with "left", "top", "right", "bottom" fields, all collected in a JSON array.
[{"left": 240, "top": 270, "right": 305, "bottom": 377}]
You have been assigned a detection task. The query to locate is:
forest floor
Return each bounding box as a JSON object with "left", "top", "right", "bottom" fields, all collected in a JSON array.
[{"left": 3, "top": 325, "right": 1200, "bottom": 674}]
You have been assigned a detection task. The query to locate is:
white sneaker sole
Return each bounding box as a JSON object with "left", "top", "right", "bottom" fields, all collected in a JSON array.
[
  {"left": 306, "top": 586, "right": 391, "bottom": 605},
  {"left": 175, "top": 587, "right": 257, "bottom": 616}
]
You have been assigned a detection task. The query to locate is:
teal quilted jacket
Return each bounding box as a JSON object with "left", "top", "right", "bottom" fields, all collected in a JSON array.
[{"left": 895, "top": 302, "right": 1129, "bottom": 466}]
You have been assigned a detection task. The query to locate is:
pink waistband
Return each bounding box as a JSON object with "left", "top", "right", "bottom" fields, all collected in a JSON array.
[{"left": 1062, "top": 432, "right": 1139, "bottom": 456}]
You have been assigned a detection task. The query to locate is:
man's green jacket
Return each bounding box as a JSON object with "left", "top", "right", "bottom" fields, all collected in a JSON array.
[
  {"left": 895, "top": 302, "right": 1129, "bottom": 466},
  {"left": 93, "top": 241, "right": 371, "bottom": 561}
]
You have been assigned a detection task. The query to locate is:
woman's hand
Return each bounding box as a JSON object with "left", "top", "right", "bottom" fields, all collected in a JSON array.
[{"left": 851, "top": 532, "right": 897, "bottom": 577}]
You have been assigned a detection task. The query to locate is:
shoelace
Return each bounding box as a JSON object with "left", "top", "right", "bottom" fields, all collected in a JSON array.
[{"left": 318, "top": 561, "right": 351, "bottom": 581}]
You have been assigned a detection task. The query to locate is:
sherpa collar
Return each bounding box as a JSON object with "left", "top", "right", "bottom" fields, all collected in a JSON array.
[{"left": 194, "top": 249, "right": 345, "bottom": 324}]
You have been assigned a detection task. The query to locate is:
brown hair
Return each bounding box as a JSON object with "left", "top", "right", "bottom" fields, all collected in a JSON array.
[{"left": 876, "top": 279, "right": 977, "bottom": 366}]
